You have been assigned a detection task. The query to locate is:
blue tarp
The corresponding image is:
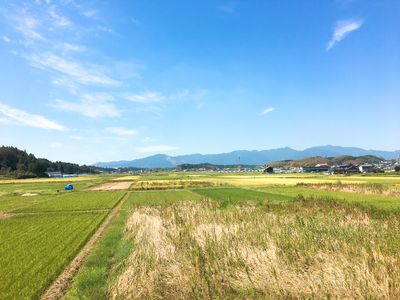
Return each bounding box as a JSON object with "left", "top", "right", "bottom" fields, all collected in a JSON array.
[{"left": 64, "top": 184, "right": 74, "bottom": 190}]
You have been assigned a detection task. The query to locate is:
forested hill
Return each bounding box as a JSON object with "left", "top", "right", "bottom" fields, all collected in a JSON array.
[{"left": 0, "top": 146, "right": 99, "bottom": 178}]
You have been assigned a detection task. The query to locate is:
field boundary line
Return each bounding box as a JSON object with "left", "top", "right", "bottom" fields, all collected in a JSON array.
[
  {"left": 10, "top": 209, "right": 110, "bottom": 215},
  {"left": 40, "top": 191, "right": 130, "bottom": 300}
]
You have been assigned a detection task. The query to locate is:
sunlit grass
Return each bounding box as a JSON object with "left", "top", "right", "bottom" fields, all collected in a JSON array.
[
  {"left": 0, "top": 176, "right": 97, "bottom": 184},
  {"left": 111, "top": 196, "right": 400, "bottom": 299},
  {"left": 256, "top": 185, "right": 400, "bottom": 211},
  {"left": 0, "top": 212, "right": 107, "bottom": 299},
  {"left": 0, "top": 191, "right": 124, "bottom": 213}
]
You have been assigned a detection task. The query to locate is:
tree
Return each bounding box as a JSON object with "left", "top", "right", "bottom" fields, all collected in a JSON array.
[{"left": 0, "top": 146, "right": 100, "bottom": 178}]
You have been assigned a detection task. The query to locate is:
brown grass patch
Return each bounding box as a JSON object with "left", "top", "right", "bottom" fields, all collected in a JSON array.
[
  {"left": 0, "top": 213, "right": 14, "bottom": 219},
  {"left": 111, "top": 200, "right": 400, "bottom": 299},
  {"left": 90, "top": 182, "right": 132, "bottom": 191},
  {"left": 130, "top": 180, "right": 214, "bottom": 190},
  {"left": 306, "top": 183, "right": 400, "bottom": 196}
]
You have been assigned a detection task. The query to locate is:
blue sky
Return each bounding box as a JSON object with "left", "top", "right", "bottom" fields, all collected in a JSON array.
[{"left": 0, "top": 0, "right": 399, "bottom": 164}]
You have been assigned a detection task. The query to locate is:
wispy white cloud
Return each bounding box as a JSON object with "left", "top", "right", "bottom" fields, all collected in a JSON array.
[
  {"left": 196, "top": 102, "right": 205, "bottom": 110},
  {"left": 131, "top": 17, "right": 141, "bottom": 25},
  {"left": 29, "top": 52, "right": 121, "bottom": 86},
  {"left": 0, "top": 117, "right": 11, "bottom": 124},
  {"left": 327, "top": 19, "right": 363, "bottom": 51},
  {"left": 2, "top": 35, "right": 11, "bottom": 43},
  {"left": 106, "top": 127, "right": 139, "bottom": 137},
  {"left": 81, "top": 9, "right": 97, "bottom": 18},
  {"left": 2, "top": 2, "right": 125, "bottom": 92},
  {"left": 142, "top": 137, "right": 154, "bottom": 143},
  {"left": 49, "top": 142, "right": 63, "bottom": 149},
  {"left": 53, "top": 93, "right": 120, "bottom": 118},
  {"left": 335, "top": 0, "right": 357, "bottom": 8},
  {"left": 261, "top": 107, "right": 275, "bottom": 115},
  {"left": 48, "top": 5, "right": 72, "bottom": 28},
  {"left": 218, "top": 1, "right": 239, "bottom": 13},
  {"left": 96, "top": 25, "right": 114, "bottom": 34},
  {"left": 51, "top": 77, "right": 79, "bottom": 94},
  {"left": 14, "top": 14, "right": 45, "bottom": 43},
  {"left": 124, "top": 91, "right": 165, "bottom": 104},
  {"left": 57, "top": 42, "right": 86, "bottom": 52},
  {"left": 171, "top": 89, "right": 190, "bottom": 99},
  {"left": 70, "top": 135, "right": 83, "bottom": 140},
  {"left": 135, "top": 145, "right": 179, "bottom": 154},
  {"left": 34, "top": 0, "right": 52, "bottom": 5},
  {"left": 113, "top": 61, "right": 144, "bottom": 80},
  {"left": 0, "top": 103, "right": 66, "bottom": 131},
  {"left": 124, "top": 89, "right": 191, "bottom": 104}
]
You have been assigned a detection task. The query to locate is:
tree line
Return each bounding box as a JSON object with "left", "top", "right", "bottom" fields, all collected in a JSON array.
[{"left": 0, "top": 146, "right": 100, "bottom": 178}]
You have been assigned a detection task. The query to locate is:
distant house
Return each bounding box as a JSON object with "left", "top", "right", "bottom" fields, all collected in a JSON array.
[
  {"left": 302, "top": 164, "right": 330, "bottom": 173},
  {"left": 331, "top": 164, "right": 360, "bottom": 174},
  {"left": 359, "top": 164, "right": 377, "bottom": 173},
  {"left": 47, "top": 171, "right": 62, "bottom": 178},
  {"left": 63, "top": 174, "right": 78, "bottom": 178},
  {"left": 263, "top": 166, "right": 274, "bottom": 174}
]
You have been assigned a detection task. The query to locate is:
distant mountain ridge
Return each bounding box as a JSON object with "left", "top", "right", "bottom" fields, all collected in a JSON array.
[{"left": 94, "top": 145, "right": 400, "bottom": 169}]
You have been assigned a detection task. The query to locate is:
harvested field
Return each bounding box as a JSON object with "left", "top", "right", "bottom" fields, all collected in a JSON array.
[
  {"left": 256, "top": 185, "right": 400, "bottom": 211},
  {"left": 112, "top": 176, "right": 140, "bottom": 181},
  {"left": 111, "top": 195, "right": 400, "bottom": 299},
  {"left": 130, "top": 179, "right": 214, "bottom": 190},
  {"left": 209, "top": 175, "right": 364, "bottom": 186},
  {"left": 302, "top": 183, "right": 400, "bottom": 196},
  {"left": 90, "top": 181, "right": 133, "bottom": 191},
  {"left": 0, "top": 177, "right": 96, "bottom": 184}
]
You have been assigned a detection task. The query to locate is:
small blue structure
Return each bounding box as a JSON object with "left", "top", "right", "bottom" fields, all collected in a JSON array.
[{"left": 64, "top": 184, "right": 74, "bottom": 191}]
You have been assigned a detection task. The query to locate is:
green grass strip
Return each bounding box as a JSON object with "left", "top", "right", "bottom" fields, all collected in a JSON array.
[{"left": 64, "top": 197, "right": 133, "bottom": 300}]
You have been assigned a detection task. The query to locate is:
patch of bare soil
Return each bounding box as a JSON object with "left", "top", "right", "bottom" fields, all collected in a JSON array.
[
  {"left": 90, "top": 181, "right": 133, "bottom": 191},
  {"left": 41, "top": 192, "right": 129, "bottom": 300},
  {"left": 0, "top": 213, "right": 14, "bottom": 219},
  {"left": 22, "top": 193, "right": 39, "bottom": 196}
]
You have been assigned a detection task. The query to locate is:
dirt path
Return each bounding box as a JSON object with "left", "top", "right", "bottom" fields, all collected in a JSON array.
[
  {"left": 90, "top": 181, "right": 133, "bottom": 191},
  {"left": 0, "top": 213, "right": 14, "bottom": 219},
  {"left": 41, "top": 192, "right": 130, "bottom": 300}
]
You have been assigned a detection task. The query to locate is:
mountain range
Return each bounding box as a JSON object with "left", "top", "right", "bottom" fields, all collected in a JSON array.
[{"left": 93, "top": 145, "right": 400, "bottom": 169}]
